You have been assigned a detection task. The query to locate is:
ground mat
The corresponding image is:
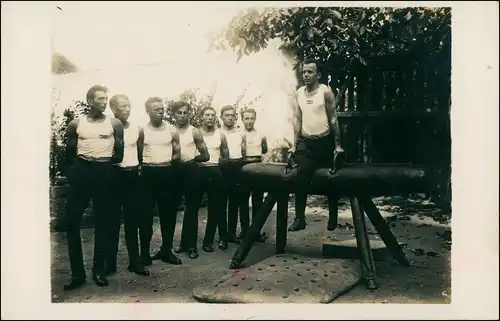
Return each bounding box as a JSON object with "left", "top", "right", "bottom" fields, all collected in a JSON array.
[{"left": 192, "top": 254, "right": 362, "bottom": 303}]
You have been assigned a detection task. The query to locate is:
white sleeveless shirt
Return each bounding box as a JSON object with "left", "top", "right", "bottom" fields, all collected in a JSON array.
[
  {"left": 178, "top": 125, "right": 197, "bottom": 162},
  {"left": 297, "top": 84, "right": 330, "bottom": 137},
  {"left": 222, "top": 128, "right": 243, "bottom": 159},
  {"left": 201, "top": 129, "right": 222, "bottom": 165},
  {"left": 76, "top": 115, "right": 115, "bottom": 159},
  {"left": 116, "top": 123, "right": 140, "bottom": 168},
  {"left": 142, "top": 123, "right": 173, "bottom": 165},
  {"left": 244, "top": 129, "right": 263, "bottom": 157}
]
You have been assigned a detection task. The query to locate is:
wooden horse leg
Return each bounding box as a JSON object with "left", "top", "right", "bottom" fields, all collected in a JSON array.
[
  {"left": 327, "top": 194, "right": 339, "bottom": 230},
  {"left": 359, "top": 196, "right": 411, "bottom": 267},
  {"left": 350, "top": 196, "right": 378, "bottom": 290},
  {"left": 275, "top": 193, "right": 289, "bottom": 254},
  {"left": 230, "top": 193, "right": 278, "bottom": 269}
]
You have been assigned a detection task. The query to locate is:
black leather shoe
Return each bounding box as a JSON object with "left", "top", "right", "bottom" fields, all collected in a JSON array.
[
  {"left": 161, "top": 251, "right": 182, "bottom": 265},
  {"left": 227, "top": 234, "right": 241, "bottom": 244},
  {"left": 188, "top": 248, "right": 199, "bottom": 259},
  {"left": 92, "top": 274, "right": 109, "bottom": 287},
  {"left": 218, "top": 240, "right": 228, "bottom": 250},
  {"left": 128, "top": 265, "right": 150, "bottom": 276},
  {"left": 288, "top": 218, "right": 306, "bottom": 231},
  {"left": 63, "top": 277, "right": 86, "bottom": 291},
  {"left": 202, "top": 244, "right": 214, "bottom": 253},
  {"left": 174, "top": 245, "right": 188, "bottom": 254}
]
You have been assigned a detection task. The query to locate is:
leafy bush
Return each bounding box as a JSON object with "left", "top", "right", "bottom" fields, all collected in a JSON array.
[
  {"left": 210, "top": 7, "right": 451, "bottom": 84},
  {"left": 164, "top": 86, "right": 262, "bottom": 129},
  {"left": 50, "top": 100, "right": 90, "bottom": 184}
]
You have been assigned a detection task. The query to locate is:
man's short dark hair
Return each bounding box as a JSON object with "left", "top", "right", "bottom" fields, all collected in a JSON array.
[
  {"left": 109, "top": 94, "right": 129, "bottom": 108},
  {"left": 302, "top": 57, "right": 322, "bottom": 73},
  {"left": 201, "top": 106, "right": 216, "bottom": 115},
  {"left": 220, "top": 105, "right": 236, "bottom": 116},
  {"left": 241, "top": 108, "right": 257, "bottom": 118},
  {"left": 86, "top": 85, "right": 108, "bottom": 102},
  {"left": 144, "top": 96, "right": 164, "bottom": 110},
  {"left": 170, "top": 100, "right": 192, "bottom": 114}
]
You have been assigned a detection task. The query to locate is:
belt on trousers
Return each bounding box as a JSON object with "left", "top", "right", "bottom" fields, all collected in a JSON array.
[
  {"left": 300, "top": 130, "right": 331, "bottom": 140},
  {"left": 142, "top": 162, "right": 172, "bottom": 168},
  {"left": 77, "top": 155, "right": 113, "bottom": 163}
]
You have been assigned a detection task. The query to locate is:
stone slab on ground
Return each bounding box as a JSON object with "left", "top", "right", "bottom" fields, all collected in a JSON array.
[
  {"left": 321, "top": 232, "right": 390, "bottom": 261},
  {"left": 192, "top": 254, "right": 362, "bottom": 304}
]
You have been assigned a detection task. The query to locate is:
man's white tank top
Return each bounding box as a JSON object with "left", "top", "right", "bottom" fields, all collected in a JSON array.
[
  {"left": 244, "top": 129, "right": 263, "bottom": 157},
  {"left": 297, "top": 84, "right": 330, "bottom": 137},
  {"left": 178, "top": 125, "right": 197, "bottom": 162},
  {"left": 76, "top": 115, "right": 115, "bottom": 159},
  {"left": 201, "top": 129, "right": 222, "bottom": 165},
  {"left": 222, "top": 128, "right": 243, "bottom": 159},
  {"left": 142, "top": 123, "right": 173, "bottom": 165},
  {"left": 117, "top": 123, "right": 140, "bottom": 168}
]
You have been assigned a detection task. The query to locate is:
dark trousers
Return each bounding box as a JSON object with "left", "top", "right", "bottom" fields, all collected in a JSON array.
[
  {"left": 200, "top": 165, "right": 227, "bottom": 245},
  {"left": 65, "top": 157, "right": 115, "bottom": 278},
  {"left": 240, "top": 158, "right": 264, "bottom": 233},
  {"left": 294, "top": 134, "right": 337, "bottom": 220},
  {"left": 141, "top": 165, "right": 181, "bottom": 256},
  {"left": 109, "top": 167, "right": 144, "bottom": 269},
  {"left": 178, "top": 161, "right": 204, "bottom": 249},
  {"left": 220, "top": 159, "right": 246, "bottom": 236}
]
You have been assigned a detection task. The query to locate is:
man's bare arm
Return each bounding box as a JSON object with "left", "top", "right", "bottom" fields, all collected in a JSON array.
[
  {"left": 171, "top": 130, "right": 181, "bottom": 163},
  {"left": 324, "top": 86, "right": 342, "bottom": 150},
  {"left": 66, "top": 119, "right": 80, "bottom": 163},
  {"left": 111, "top": 118, "right": 125, "bottom": 164},
  {"left": 220, "top": 133, "right": 230, "bottom": 159},
  {"left": 291, "top": 91, "right": 302, "bottom": 151},
  {"left": 137, "top": 127, "right": 144, "bottom": 165},
  {"left": 193, "top": 128, "right": 210, "bottom": 162},
  {"left": 261, "top": 136, "right": 268, "bottom": 154},
  {"left": 241, "top": 133, "right": 247, "bottom": 158}
]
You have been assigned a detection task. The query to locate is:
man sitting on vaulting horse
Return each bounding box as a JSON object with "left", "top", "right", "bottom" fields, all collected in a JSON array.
[
  {"left": 229, "top": 58, "right": 414, "bottom": 291},
  {"left": 287, "top": 57, "right": 344, "bottom": 233}
]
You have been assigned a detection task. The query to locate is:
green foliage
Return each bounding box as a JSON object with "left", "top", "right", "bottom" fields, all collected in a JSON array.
[
  {"left": 164, "top": 87, "right": 219, "bottom": 128},
  {"left": 210, "top": 7, "right": 451, "bottom": 83},
  {"left": 49, "top": 100, "right": 90, "bottom": 184},
  {"left": 163, "top": 86, "right": 263, "bottom": 129}
]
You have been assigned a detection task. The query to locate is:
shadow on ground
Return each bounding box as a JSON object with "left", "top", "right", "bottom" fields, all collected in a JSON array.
[{"left": 51, "top": 195, "right": 451, "bottom": 304}]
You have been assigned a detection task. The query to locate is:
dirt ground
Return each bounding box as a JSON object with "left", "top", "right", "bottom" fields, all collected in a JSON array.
[{"left": 50, "top": 195, "right": 451, "bottom": 304}]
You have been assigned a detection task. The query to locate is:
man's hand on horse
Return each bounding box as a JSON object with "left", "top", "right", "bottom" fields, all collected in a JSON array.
[{"left": 330, "top": 145, "right": 346, "bottom": 175}]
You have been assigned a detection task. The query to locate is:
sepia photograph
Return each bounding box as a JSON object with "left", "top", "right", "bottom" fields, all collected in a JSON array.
[
  {"left": 48, "top": 2, "right": 454, "bottom": 304},
  {"left": 2, "top": 1, "right": 499, "bottom": 319}
]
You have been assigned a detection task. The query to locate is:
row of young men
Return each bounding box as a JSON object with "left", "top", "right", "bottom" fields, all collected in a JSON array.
[
  {"left": 63, "top": 58, "right": 344, "bottom": 291},
  {"left": 64, "top": 86, "right": 269, "bottom": 290}
]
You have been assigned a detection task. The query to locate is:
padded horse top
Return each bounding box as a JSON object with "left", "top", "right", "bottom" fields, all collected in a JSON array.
[{"left": 238, "top": 162, "right": 429, "bottom": 196}]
